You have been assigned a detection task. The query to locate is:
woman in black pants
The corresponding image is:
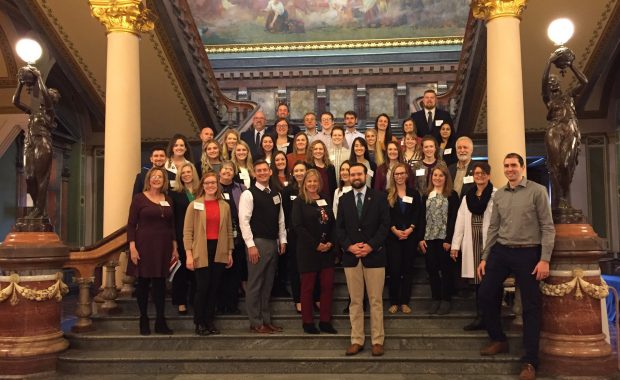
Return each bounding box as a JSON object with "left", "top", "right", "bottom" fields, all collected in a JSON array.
[
  {"left": 418, "top": 164, "right": 459, "bottom": 315},
  {"left": 386, "top": 163, "right": 421, "bottom": 314}
]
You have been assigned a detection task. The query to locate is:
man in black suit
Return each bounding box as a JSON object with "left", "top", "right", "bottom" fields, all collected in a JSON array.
[
  {"left": 132, "top": 145, "right": 176, "bottom": 195},
  {"left": 240, "top": 111, "right": 268, "bottom": 159},
  {"left": 337, "top": 163, "right": 390, "bottom": 357},
  {"left": 448, "top": 136, "right": 476, "bottom": 198},
  {"left": 411, "top": 89, "right": 454, "bottom": 140}
]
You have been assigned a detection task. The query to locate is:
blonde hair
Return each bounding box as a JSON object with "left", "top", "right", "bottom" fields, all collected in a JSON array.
[
  {"left": 232, "top": 140, "right": 255, "bottom": 177},
  {"left": 221, "top": 129, "right": 240, "bottom": 160},
  {"left": 426, "top": 163, "right": 453, "bottom": 197},
  {"left": 172, "top": 162, "right": 200, "bottom": 194},
  {"left": 201, "top": 140, "right": 223, "bottom": 174},
  {"left": 299, "top": 169, "right": 323, "bottom": 205},
  {"left": 306, "top": 140, "right": 332, "bottom": 167},
  {"left": 365, "top": 128, "right": 384, "bottom": 165},
  {"left": 196, "top": 171, "right": 223, "bottom": 199},
  {"left": 386, "top": 163, "right": 409, "bottom": 207},
  {"left": 403, "top": 132, "right": 422, "bottom": 161},
  {"left": 143, "top": 167, "right": 169, "bottom": 193}
]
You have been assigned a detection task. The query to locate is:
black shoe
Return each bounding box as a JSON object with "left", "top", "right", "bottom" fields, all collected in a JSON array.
[
  {"left": 436, "top": 301, "right": 451, "bottom": 315},
  {"left": 319, "top": 322, "right": 338, "bottom": 334},
  {"left": 206, "top": 324, "right": 220, "bottom": 335},
  {"left": 154, "top": 319, "right": 173, "bottom": 335},
  {"left": 427, "top": 300, "right": 441, "bottom": 314},
  {"left": 303, "top": 323, "right": 320, "bottom": 334},
  {"left": 139, "top": 316, "right": 150, "bottom": 336},
  {"left": 342, "top": 305, "right": 349, "bottom": 314},
  {"left": 463, "top": 316, "right": 485, "bottom": 331},
  {"left": 195, "top": 324, "right": 210, "bottom": 336}
]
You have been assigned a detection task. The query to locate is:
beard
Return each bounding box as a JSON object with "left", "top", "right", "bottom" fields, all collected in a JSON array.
[{"left": 351, "top": 178, "right": 365, "bottom": 189}]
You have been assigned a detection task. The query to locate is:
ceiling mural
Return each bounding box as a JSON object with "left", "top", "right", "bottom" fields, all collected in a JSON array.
[{"left": 189, "top": 0, "right": 470, "bottom": 52}]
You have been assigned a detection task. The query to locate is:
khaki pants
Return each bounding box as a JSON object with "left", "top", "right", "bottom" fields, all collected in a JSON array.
[{"left": 344, "top": 261, "right": 385, "bottom": 346}]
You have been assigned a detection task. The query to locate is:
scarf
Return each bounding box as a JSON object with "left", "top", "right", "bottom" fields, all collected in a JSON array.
[{"left": 465, "top": 181, "right": 493, "bottom": 216}]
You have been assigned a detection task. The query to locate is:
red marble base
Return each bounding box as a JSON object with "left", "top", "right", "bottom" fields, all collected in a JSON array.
[
  {"left": 0, "top": 354, "right": 59, "bottom": 376},
  {"left": 539, "top": 352, "right": 618, "bottom": 377}
]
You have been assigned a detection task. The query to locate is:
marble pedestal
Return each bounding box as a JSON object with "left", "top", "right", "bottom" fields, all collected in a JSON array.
[
  {"left": 539, "top": 224, "right": 617, "bottom": 376},
  {"left": 0, "top": 231, "right": 69, "bottom": 376}
]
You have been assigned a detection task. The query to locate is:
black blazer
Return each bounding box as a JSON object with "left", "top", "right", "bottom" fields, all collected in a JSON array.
[
  {"left": 448, "top": 160, "right": 478, "bottom": 199},
  {"left": 337, "top": 187, "right": 390, "bottom": 268},
  {"left": 168, "top": 189, "right": 191, "bottom": 262},
  {"left": 292, "top": 197, "right": 336, "bottom": 273},
  {"left": 418, "top": 190, "right": 460, "bottom": 245},
  {"left": 240, "top": 127, "right": 265, "bottom": 159},
  {"left": 388, "top": 188, "right": 422, "bottom": 242},
  {"left": 411, "top": 108, "right": 453, "bottom": 140}
]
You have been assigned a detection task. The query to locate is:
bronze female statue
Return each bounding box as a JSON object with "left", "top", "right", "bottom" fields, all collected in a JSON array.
[
  {"left": 12, "top": 66, "right": 60, "bottom": 222},
  {"left": 542, "top": 46, "right": 587, "bottom": 212}
]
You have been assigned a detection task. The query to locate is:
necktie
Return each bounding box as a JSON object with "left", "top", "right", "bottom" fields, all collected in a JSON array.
[
  {"left": 427, "top": 111, "right": 433, "bottom": 130},
  {"left": 356, "top": 192, "right": 363, "bottom": 218},
  {"left": 263, "top": 187, "right": 271, "bottom": 195},
  {"left": 255, "top": 131, "right": 261, "bottom": 148}
]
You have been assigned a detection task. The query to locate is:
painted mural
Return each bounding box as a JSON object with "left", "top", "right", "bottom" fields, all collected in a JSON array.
[{"left": 189, "top": 0, "right": 470, "bottom": 46}]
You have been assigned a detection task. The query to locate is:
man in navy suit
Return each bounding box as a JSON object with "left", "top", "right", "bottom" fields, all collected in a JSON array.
[
  {"left": 411, "top": 89, "right": 454, "bottom": 140},
  {"left": 337, "top": 163, "right": 390, "bottom": 357},
  {"left": 240, "top": 111, "right": 268, "bottom": 159}
]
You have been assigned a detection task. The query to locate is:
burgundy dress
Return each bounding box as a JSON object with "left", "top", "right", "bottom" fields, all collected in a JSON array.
[{"left": 126, "top": 193, "right": 175, "bottom": 278}]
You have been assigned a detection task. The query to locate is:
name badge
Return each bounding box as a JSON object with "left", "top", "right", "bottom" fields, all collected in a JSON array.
[
  {"left": 273, "top": 196, "right": 281, "bottom": 205},
  {"left": 329, "top": 155, "right": 336, "bottom": 162},
  {"left": 283, "top": 143, "right": 290, "bottom": 147},
  {"left": 193, "top": 202, "right": 204, "bottom": 210},
  {"left": 367, "top": 169, "right": 374, "bottom": 177},
  {"left": 169, "top": 180, "right": 177, "bottom": 187},
  {"left": 342, "top": 186, "right": 352, "bottom": 193},
  {"left": 443, "top": 148, "right": 452, "bottom": 155},
  {"left": 233, "top": 230, "right": 238, "bottom": 238},
  {"left": 435, "top": 120, "right": 444, "bottom": 126},
  {"left": 316, "top": 199, "right": 327, "bottom": 207},
  {"left": 223, "top": 193, "right": 230, "bottom": 200},
  {"left": 283, "top": 181, "right": 289, "bottom": 187},
  {"left": 290, "top": 195, "right": 297, "bottom": 200},
  {"left": 402, "top": 196, "right": 413, "bottom": 204},
  {"left": 416, "top": 168, "right": 425, "bottom": 176},
  {"left": 463, "top": 175, "right": 474, "bottom": 184},
  {"left": 428, "top": 191, "right": 437, "bottom": 199},
  {"left": 239, "top": 171, "right": 250, "bottom": 180},
  {"left": 159, "top": 200, "right": 170, "bottom": 207}
]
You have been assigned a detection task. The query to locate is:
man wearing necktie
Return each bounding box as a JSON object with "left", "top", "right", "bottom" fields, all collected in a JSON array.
[
  {"left": 410, "top": 89, "right": 454, "bottom": 141},
  {"left": 336, "top": 163, "right": 390, "bottom": 357},
  {"left": 240, "top": 111, "right": 269, "bottom": 159}
]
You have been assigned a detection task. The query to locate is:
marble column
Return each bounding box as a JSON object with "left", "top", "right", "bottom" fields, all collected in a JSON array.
[
  {"left": 472, "top": 0, "right": 528, "bottom": 185},
  {"left": 90, "top": 0, "right": 154, "bottom": 288}
]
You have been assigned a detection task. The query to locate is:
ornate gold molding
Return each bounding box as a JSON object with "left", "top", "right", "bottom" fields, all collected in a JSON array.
[
  {"left": 472, "top": 0, "right": 528, "bottom": 22},
  {"left": 89, "top": 0, "right": 155, "bottom": 35},
  {"left": 540, "top": 269, "right": 609, "bottom": 300},
  {"left": 0, "top": 273, "right": 68, "bottom": 306}
]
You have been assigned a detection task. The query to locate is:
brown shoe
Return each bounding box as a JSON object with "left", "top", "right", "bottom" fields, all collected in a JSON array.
[
  {"left": 265, "top": 323, "right": 283, "bottom": 332},
  {"left": 345, "top": 343, "right": 364, "bottom": 356},
  {"left": 519, "top": 363, "right": 536, "bottom": 380},
  {"left": 371, "top": 344, "right": 384, "bottom": 356},
  {"left": 250, "top": 325, "right": 273, "bottom": 334},
  {"left": 480, "top": 340, "right": 509, "bottom": 356}
]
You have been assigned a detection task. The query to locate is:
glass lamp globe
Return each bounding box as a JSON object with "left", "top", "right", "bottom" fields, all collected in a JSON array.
[
  {"left": 16, "top": 38, "right": 42, "bottom": 64},
  {"left": 547, "top": 18, "right": 574, "bottom": 46}
]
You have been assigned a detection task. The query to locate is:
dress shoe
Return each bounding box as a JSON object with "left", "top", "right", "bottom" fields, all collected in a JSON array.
[
  {"left": 480, "top": 341, "right": 509, "bottom": 356},
  {"left": 519, "top": 363, "right": 536, "bottom": 380},
  {"left": 342, "top": 305, "right": 349, "bottom": 314},
  {"left": 436, "top": 301, "right": 451, "bottom": 315},
  {"left": 345, "top": 343, "right": 364, "bottom": 356},
  {"left": 154, "top": 319, "right": 173, "bottom": 335},
  {"left": 178, "top": 305, "right": 188, "bottom": 315},
  {"left": 371, "top": 344, "right": 384, "bottom": 357},
  {"left": 265, "top": 323, "right": 283, "bottom": 332},
  {"left": 250, "top": 325, "right": 273, "bottom": 334},
  {"left": 427, "top": 300, "right": 441, "bottom": 314},
  {"left": 388, "top": 305, "right": 398, "bottom": 314},
  {"left": 401, "top": 304, "right": 412, "bottom": 314},
  {"left": 303, "top": 323, "right": 320, "bottom": 334},
  {"left": 139, "top": 316, "right": 150, "bottom": 336},
  {"left": 195, "top": 324, "right": 210, "bottom": 336},
  {"left": 463, "top": 316, "right": 485, "bottom": 331},
  {"left": 319, "top": 322, "right": 338, "bottom": 334},
  {"left": 206, "top": 324, "right": 220, "bottom": 335},
  {"left": 295, "top": 303, "right": 302, "bottom": 314}
]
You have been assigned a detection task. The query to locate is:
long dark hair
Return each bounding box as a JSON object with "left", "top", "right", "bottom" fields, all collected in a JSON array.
[
  {"left": 270, "top": 151, "right": 289, "bottom": 192},
  {"left": 373, "top": 113, "right": 393, "bottom": 145},
  {"left": 167, "top": 133, "right": 194, "bottom": 164},
  {"left": 349, "top": 137, "right": 370, "bottom": 163}
]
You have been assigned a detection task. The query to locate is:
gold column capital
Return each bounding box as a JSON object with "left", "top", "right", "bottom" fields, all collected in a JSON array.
[
  {"left": 472, "top": 0, "right": 528, "bottom": 22},
  {"left": 89, "top": 0, "right": 155, "bottom": 35}
]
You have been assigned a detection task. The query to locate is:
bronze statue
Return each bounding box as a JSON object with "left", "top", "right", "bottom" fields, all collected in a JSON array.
[
  {"left": 542, "top": 46, "right": 587, "bottom": 213},
  {"left": 12, "top": 66, "right": 60, "bottom": 222}
]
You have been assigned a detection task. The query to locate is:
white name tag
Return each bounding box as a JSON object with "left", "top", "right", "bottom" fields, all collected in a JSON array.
[
  {"left": 316, "top": 199, "right": 327, "bottom": 207},
  {"left": 435, "top": 120, "right": 444, "bottom": 126},
  {"left": 223, "top": 193, "right": 230, "bottom": 200},
  {"left": 159, "top": 200, "right": 170, "bottom": 207},
  {"left": 416, "top": 168, "right": 425, "bottom": 176},
  {"left": 239, "top": 171, "right": 250, "bottom": 180},
  {"left": 329, "top": 155, "right": 336, "bottom": 161},
  {"left": 290, "top": 195, "right": 297, "bottom": 200},
  {"left": 342, "top": 186, "right": 352, "bottom": 193},
  {"left": 169, "top": 180, "right": 177, "bottom": 187},
  {"left": 273, "top": 196, "right": 281, "bottom": 205},
  {"left": 428, "top": 191, "right": 437, "bottom": 199},
  {"left": 193, "top": 202, "right": 204, "bottom": 210},
  {"left": 443, "top": 148, "right": 452, "bottom": 155},
  {"left": 283, "top": 181, "right": 289, "bottom": 187},
  {"left": 283, "top": 143, "right": 290, "bottom": 147},
  {"left": 402, "top": 196, "right": 413, "bottom": 204},
  {"left": 463, "top": 176, "right": 474, "bottom": 184},
  {"left": 367, "top": 169, "right": 374, "bottom": 177}
]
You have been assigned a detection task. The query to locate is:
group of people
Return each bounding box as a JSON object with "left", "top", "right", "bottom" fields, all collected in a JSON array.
[{"left": 126, "top": 89, "right": 554, "bottom": 380}]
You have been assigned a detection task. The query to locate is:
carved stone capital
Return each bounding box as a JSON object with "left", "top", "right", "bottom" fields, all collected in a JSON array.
[
  {"left": 89, "top": 0, "right": 155, "bottom": 35},
  {"left": 472, "top": 0, "right": 528, "bottom": 22}
]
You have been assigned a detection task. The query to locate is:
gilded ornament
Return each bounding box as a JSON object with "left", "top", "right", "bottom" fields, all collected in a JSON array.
[
  {"left": 89, "top": 0, "right": 155, "bottom": 35},
  {"left": 540, "top": 268, "right": 609, "bottom": 300},
  {"left": 0, "top": 272, "right": 69, "bottom": 306},
  {"left": 472, "top": 0, "right": 528, "bottom": 22}
]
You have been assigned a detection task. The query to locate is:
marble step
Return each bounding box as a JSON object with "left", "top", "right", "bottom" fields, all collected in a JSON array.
[
  {"left": 66, "top": 328, "right": 522, "bottom": 352},
  {"left": 52, "top": 374, "right": 597, "bottom": 380},
  {"left": 57, "top": 348, "right": 523, "bottom": 375}
]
